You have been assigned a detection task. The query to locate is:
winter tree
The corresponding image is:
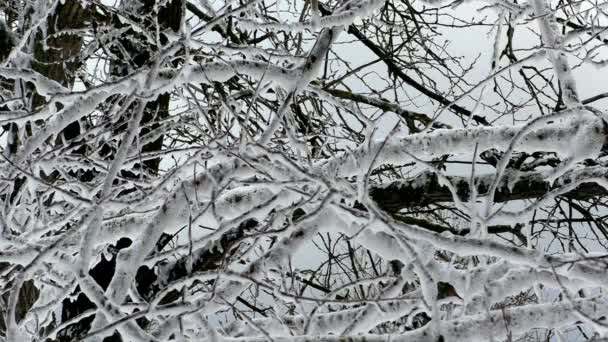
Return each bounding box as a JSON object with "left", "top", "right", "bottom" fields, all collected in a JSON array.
[{"left": 1, "top": 0, "right": 608, "bottom": 340}]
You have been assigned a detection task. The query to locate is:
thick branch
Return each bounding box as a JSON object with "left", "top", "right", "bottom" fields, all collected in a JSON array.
[
  {"left": 370, "top": 166, "right": 608, "bottom": 212},
  {"left": 319, "top": 112, "right": 605, "bottom": 177}
]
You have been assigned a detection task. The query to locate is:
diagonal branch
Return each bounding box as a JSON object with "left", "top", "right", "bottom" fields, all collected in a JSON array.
[{"left": 316, "top": 4, "right": 489, "bottom": 126}]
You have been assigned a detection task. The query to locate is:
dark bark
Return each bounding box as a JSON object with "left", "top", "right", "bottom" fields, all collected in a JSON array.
[
  {"left": 55, "top": 239, "right": 132, "bottom": 342},
  {"left": 370, "top": 168, "right": 608, "bottom": 213},
  {"left": 45, "top": 0, "right": 185, "bottom": 340},
  {"left": 136, "top": 219, "right": 257, "bottom": 304},
  {"left": 106, "top": 0, "right": 183, "bottom": 175}
]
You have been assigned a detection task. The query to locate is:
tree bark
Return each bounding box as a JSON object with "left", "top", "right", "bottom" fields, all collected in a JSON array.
[{"left": 370, "top": 167, "right": 608, "bottom": 213}]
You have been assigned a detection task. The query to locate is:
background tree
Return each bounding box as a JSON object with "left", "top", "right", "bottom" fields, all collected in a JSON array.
[{"left": 1, "top": 0, "right": 608, "bottom": 341}]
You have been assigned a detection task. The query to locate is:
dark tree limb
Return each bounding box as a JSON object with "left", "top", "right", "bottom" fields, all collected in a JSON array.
[
  {"left": 370, "top": 167, "right": 608, "bottom": 213},
  {"left": 393, "top": 214, "right": 527, "bottom": 244}
]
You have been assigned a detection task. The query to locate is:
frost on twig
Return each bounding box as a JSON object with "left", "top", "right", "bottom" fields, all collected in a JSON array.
[{"left": 2, "top": 0, "right": 608, "bottom": 340}]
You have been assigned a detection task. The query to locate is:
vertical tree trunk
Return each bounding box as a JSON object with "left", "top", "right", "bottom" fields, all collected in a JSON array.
[{"left": 47, "top": 1, "right": 184, "bottom": 340}]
